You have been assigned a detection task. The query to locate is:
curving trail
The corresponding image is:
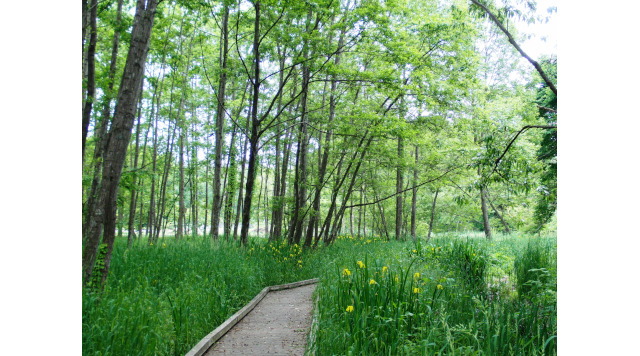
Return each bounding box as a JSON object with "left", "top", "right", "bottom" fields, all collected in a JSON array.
[{"left": 204, "top": 283, "right": 316, "bottom": 355}]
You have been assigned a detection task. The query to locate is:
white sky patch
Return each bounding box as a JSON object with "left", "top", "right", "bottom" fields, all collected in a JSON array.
[{"left": 518, "top": 0, "right": 558, "bottom": 61}]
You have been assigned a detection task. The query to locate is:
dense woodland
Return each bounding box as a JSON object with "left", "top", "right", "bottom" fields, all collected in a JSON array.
[{"left": 81, "top": 0, "right": 557, "bottom": 288}]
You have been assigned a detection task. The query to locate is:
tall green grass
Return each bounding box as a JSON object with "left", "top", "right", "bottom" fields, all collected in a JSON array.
[
  {"left": 83, "top": 233, "right": 556, "bottom": 355},
  {"left": 82, "top": 237, "right": 316, "bottom": 356},
  {"left": 312, "top": 233, "right": 557, "bottom": 355}
]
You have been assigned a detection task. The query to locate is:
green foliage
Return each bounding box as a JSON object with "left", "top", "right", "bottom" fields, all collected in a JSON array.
[
  {"left": 514, "top": 239, "right": 557, "bottom": 302},
  {"left": 442, "top": 238, "right": 488, "bottom": 294},
  {"left": 86, "top": 243, "right": 108, "bottom": 291},
  {"left": 313, "top": 233, "right": 557, "bottom": 355},
  {"left": 531, "top": 57, "right": 557, "bottom": 232}
]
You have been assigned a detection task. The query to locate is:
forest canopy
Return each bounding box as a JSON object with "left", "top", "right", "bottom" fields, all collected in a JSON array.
[{"left": 81, "top": 0, "right": 557, "bottom": 286}]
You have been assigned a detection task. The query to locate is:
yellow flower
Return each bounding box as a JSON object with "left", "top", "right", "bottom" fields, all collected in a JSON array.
[
  {"left": 298, "top": 260, "right": 302, "bottom": 264},
  {"left": 394, "top": 276, "right": 399, "bottom": 283},
  {"left": 382, "top": 266, "right": 388, "bottom": 273},
  {"left": 369, "top": 279, "right": 377, "bottom": 285},
  {"left": 357, "top": 261, "right": 365, "bottom": 269},
  {"left": 162, "top": 243, "right": 166, "bottom": 248},
  {"left": 412, "top": 249, "right": 417, "bottom": 253},
  {"left": 346, "top": 305, "right": 354, "bottom": 312},
  {"left": 413, "top": 272, "right": 420, "bottom": 279},
  {"left": 413, "top": 287, "right": 420, "bottom": 293},
  {"left": 342, "top": 268, "right": 351, "bottom": 276},
  {"left": 437, "top": 284, "right": 443, "bottom": 290}
]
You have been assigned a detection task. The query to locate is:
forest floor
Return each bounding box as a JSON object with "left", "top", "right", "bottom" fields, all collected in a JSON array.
[{"left": 204, "top": 283, "right": 316, "bottom": 355}]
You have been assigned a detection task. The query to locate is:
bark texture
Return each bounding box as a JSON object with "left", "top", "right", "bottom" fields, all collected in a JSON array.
[
  {"left": 82, "top": 0, "right": 159, "bottom": 287},
  {"left": 211, "top": 4, "right": 230, "bottom": 240}
]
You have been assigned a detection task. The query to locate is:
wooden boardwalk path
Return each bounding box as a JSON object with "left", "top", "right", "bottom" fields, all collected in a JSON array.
[{"left": 186, "top": 279, "right": 318, "bottom": 356}]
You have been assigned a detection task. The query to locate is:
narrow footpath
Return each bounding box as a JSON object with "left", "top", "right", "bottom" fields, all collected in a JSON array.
[{"left": 205, "top": 283, "right": 316, "bottom": 355}]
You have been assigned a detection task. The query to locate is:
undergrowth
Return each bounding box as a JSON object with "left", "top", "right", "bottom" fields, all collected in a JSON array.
[
  {"left": 83, "top": 232, "right": 556, "bottom": 356},
  {"left": 312, "top": 233, "right": 557, "bottom": 355},
  {"left": 82, "top": 237, "right": 316, "bottom": 356}
]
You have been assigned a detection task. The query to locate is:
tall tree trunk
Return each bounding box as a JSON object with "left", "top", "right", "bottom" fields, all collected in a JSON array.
[
  {"left": 395, "top": 136, "right": 404, "bottom": 240},
  {"left": 480, "top": 184, "right": 492, "bottom": 240},
  {"left": 177, "top": 130, "right": 185, "bottom": 239},
  {"left": 373, "top": 184, "right": 390, "bottom": 241},
  {"left": 257, "top": 162, "right": 264, "bottom": 236},
  {"left": 137, "top": 105, "right": 152, "bottom": 239},
  {"left": 410, "top": 146, "right": 418, "bottom": 239},
  {"left": 272, "top": 84, "right": 296, "bottom": 241},
  {"left": 155, "top": 119, "right": 177, "bottom": 241},
  {"left": 272, "top": 121, "right": 292, "bottom": 240},
  {"left": 81, "top": 0, "right": 98, "bottom": 164},
  {"left": 487, "top": 191, "right": 510, "bottom": 234},
  {"left": 82, "top": 0, "right": 125, "bottom": 241},
  {"left": 224, "top": 123, "right": 238, "bottom": 239},
  {"left": 327, "top": 135, "right": 374, "bottom": 243},
  {"left": 203, "top": 112, "right": 211, "bottom": 237},
  {"left": 362, "top": 187, "right": 366, "bottom": 237},
  {"left": 270, "top": 49, "right": 285, "bottom": 241},
  {"left": 305, "top": 22, "right": 345, "bottom": 247},
  {"left": 191, "top": 118, "right": 199, "bottom": 237},
  {"left": 290, "top": 7, "right": 313, "bottom": 246},
  {"left": 358, "top": 187, "right": 363, "bottom": 236},
  {"left": 82, "top": 0, "right": 159, "bottom": 287},
  {"left": 82, "top": 0, "right": 88, "bottom": 59},
  {"left": 349, "top": 204, "right": 354, "bottom": 237},
  {"left": 147, "top": 102, "right": 160, "bottom": 239},
  {"left": 239, "top": 1, "right": 262, "bottom": 246},
  {"left": 211, "top": 4, "right": 230, "bottom": 240},
  {"left": 155, "top": 27, "right": 193, "bottom": 241},
  {"left": 117, "top": 204, "right": 124, "bottom": 237},
  {"left": 427, "top": 188, "right": 439, "bottom": 241},
  {"left": 127, "top": 86, "right": 144, "bottom": 246},
  {"left": 233, "top": 107, "right": 251, "bottom": 241}
]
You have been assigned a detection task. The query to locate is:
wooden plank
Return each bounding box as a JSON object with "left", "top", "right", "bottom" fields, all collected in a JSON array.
[
  {"left": 185, "top": 278, "right": 319, "bottom": 356},
  {"left": 268, "top": 278, "right": 319, "bottom": 291},
  {"left": 185, "top": 287, "right": 269, "bottom": 356}
]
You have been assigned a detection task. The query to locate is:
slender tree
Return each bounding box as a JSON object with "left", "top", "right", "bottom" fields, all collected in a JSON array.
[
  {"left": 410, "top": 146, "right": 418, "bottom": 239},
  {"left": 211, "top": 3, "right": 230, "bottom": 240},
  {"left": 82, "top": 0, "right": 160, "bottom": 287},
  {"left": 82, "top": 0, "right": 98, "bottom": 163},
  {"left": 395, "top": 136, "right": 404, "bottom": 240}
]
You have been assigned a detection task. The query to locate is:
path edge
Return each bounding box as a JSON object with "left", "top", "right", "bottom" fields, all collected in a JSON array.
[{"left": 185, "top": 278, "right": 319, "bottom": 356}]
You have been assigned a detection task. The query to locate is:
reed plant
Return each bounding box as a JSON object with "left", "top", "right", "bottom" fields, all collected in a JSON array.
[
  {"left": 83, "top": 236, "right": 308, "bottom": 356},
  {"left": 312, "top": 233, "right": 557, "bottom": 355}
]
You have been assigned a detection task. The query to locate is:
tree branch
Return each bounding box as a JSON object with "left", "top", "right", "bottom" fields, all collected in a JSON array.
[
  {"left": 492, "top": 125, "right": 557, "bottom": 173},
  {"left": 469, "top": 0, "right": 557, "bottom": 96},
  {"left": 345, "top": 165, "right": 462, "bottom": 209},
  {"left": 537, "top": 104, "right": 557, "bottom": 113}
]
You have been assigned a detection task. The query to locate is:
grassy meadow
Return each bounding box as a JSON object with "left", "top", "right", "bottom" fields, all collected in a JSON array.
[{"left": 83, "top": 233, "right": 556, "bottom": 355}]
